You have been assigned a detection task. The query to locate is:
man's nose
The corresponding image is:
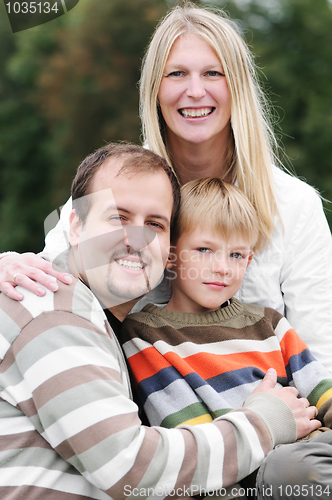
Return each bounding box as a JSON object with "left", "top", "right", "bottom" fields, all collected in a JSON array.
[{"left": 123, "top": 226, "right": 156, "bottom": 252}]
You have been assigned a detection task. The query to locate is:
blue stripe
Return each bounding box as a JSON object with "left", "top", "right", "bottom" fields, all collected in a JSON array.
[
  {"left": 285, "top": 349, "right": 315, "bottom": 382},
  {"left": 136, "top": 363, "right": 290, "bottom": 406}
]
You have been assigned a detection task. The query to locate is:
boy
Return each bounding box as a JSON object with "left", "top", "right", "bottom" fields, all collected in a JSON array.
[{"left": 121, "top": 178, "right": 332, "bottom": 498}]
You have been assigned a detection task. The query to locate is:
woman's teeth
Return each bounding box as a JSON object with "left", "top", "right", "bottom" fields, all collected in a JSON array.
[
  {"left": 117, "top": 259, "right": 145, "bottom": 270},
  {"left": 180, "top": 107, "right": 213, "bottom": 118}
]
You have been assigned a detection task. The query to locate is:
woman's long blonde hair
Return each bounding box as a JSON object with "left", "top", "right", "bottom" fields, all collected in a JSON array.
[{"left": 140, "top": 2, "right": 281, "bottom": 250}]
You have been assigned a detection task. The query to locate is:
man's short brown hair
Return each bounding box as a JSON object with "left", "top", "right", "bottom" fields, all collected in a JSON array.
[{"left": 71, "top": 142, "right": 180, "bottom": 226}]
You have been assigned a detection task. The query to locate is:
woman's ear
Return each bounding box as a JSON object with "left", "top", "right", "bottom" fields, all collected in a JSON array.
[{"left": 69, "top": 210, "right": 82, "bottom": 247}]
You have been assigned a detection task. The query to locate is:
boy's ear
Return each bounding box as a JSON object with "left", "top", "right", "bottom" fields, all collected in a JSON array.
[
  {"left": 247, "top": 252, "right": 254, "bottom": 268},
  {"left": 69, "top": 209, "right": 82, "bottom": 246}
]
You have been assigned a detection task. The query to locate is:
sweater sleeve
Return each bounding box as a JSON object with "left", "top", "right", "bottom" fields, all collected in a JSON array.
[
  {"left": 274, "top": 313, "right": 332, "bottom": 427},
  {"left": 3, "top": 310, "right": 297, "bottom": 499}
]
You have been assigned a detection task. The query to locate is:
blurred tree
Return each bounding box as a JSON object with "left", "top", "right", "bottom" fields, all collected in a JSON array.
[
  {"left": 0, "top": 13, "right": 61, "bottom": 252},
  {"left": 0, "top": 0, "right": 169, "bottom": 252},
  {"left": 223, "top": 0, "right": 332, "bottom": 225},
  {"left": 34, "top": 0, "right": 170, "bottom": 208}
]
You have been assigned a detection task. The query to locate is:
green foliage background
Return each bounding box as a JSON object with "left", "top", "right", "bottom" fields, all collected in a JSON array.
[{"left": 0, "top": 0, "right": 331, "bottom": 252}]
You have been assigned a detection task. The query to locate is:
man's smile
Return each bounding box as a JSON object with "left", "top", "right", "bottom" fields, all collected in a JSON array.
[{"left": 115, "top": 258, "right": 147, "bottom": 270}]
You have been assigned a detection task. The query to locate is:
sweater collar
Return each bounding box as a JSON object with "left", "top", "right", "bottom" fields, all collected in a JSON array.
[{"left": 142, "top": 298, "right": 244, "bottom": 326}]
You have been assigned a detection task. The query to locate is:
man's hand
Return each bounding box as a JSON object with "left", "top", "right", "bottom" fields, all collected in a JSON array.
[
  {"left": 254, "top": 368, "right": 321, "bottom": 439},
  {"left": 0, "top": 252, "right": 72, "bottom": 300}
]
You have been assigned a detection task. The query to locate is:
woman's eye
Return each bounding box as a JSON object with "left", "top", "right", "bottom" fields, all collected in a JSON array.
[
  {"left": 166, "top": 71, "right": 184, "bottom": 77},
  {"left": 206, "top": 70, "right": 224, "bottom": 77}
]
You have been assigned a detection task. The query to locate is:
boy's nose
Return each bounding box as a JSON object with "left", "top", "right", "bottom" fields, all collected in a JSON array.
[{"left": 212, "top": 258, "right": 229, "bottom": 275}]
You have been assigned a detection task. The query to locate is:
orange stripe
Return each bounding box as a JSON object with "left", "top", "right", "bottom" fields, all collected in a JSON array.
[
  {"left": 180, "top": 350, "right": 286, "bottom": 379},
  {"left": 128, "top": 347, "right": 172, "bottom": 383},
  {"left": 279, "top": 328, "right": 308, "bottom": 366},
  {"left": 163, "top": 351, "right": 197, "bottom": 377}
]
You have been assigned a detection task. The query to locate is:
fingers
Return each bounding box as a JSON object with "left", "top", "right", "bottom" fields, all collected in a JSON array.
[
  {"left": 10, "top": 270, "right": 55, "bottom": 297},
  {"left": 253, "top": 368, "right": 277, "bottom": 392},
  {"left": 295, "top": 402, "right": 321, "bottom": 439},
  {"left": 0, "top": 282, "right": 24, "bottom": 301},
  {"left": 306, "top": 416, "right": 322, "bottom": 434},
  {"left": 299, "top": 398, "right": 318, "bottom": 420},
  {"left": 0, "top": 252, "right": 72, "bottom": 300},
  {"left": 24, "top": 257, "right": 73, "bottom": 287},
  {"left": 308, "top": 405, "right": 318, "bottom": 420}
]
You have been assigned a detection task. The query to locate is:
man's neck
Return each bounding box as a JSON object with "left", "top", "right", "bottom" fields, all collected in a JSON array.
[{"left": 109, "top": 301, "right": 137, "bottom": 322}]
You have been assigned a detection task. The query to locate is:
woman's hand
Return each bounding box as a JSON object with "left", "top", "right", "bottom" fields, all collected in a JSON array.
[
  {"left": 0, "top": 252, "right": 72, "bottom": 300},
  {"left": 254, "top": 368, "right": 321, "bottom": 440}
]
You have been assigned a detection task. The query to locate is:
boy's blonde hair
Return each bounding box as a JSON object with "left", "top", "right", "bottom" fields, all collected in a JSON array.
[
  {"left": 140, "top": 2, "right": 279, "bottom": 251},
  {"left": 172, "top": 178, "right": 260, "bottom": 250}
]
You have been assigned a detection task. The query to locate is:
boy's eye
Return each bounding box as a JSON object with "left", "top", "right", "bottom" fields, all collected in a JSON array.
[
  {"left": 197, "top": 247, "right": 211, "bottom": 253},
  {"left": 230, "top": 252, "right": 244, "bottom": 259}
]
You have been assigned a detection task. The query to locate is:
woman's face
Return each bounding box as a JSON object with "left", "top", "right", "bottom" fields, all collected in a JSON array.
[{"left": 158, "top": 34, "right": 232, "bottom": 149}]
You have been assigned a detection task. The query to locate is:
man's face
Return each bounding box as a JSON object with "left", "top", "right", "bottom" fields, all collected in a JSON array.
[{"left": 69, "top": 158, "right": 173, "bottom": 309}]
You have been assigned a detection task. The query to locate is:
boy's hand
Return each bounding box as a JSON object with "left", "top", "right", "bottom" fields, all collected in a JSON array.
[
  {"left": 254, "top": 368, "right": 321, "bottom": 440},
  {"left": 0, "top": 252, "right": 72, "bottom": 300}
]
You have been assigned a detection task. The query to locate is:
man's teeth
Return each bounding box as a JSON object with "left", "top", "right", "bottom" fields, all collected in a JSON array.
[
  {"left": 180, "top": 107, "right": 213, "bottom": 118},
  {"left": 117, "top": 259, "right": 144, "bottom": 270}
]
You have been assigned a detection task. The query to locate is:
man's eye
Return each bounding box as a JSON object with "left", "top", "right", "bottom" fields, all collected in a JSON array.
[
  {"left": 109, "top": 216, "right": 125, "bottom": 224},
  {"left": 148, "top": 221, "right": 164, "bottom": 230}
]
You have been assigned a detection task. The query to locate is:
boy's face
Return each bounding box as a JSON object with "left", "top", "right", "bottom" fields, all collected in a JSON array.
[{"left": 168, "top": 227, "right": 254, "bottom": 314}]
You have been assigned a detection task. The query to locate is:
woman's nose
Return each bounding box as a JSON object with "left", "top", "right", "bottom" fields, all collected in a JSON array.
[{"left": 186, "top": 74, "right": 206, "bottom": 99}]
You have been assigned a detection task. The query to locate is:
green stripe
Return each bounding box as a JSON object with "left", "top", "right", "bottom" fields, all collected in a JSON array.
[
  {"left": 213, "top": 408, "right": 233, "bottom": 418},
  {"left": 160, "top": 402, "right": 213, "bottom": 428},
  {"left": 307, "top": 379, "right": 332, "bottom": 405}
]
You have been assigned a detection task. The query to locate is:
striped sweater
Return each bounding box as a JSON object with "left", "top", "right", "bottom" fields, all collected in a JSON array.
[
  {"left": 0, "top": 279, "right": 297, "bottom": 499},
  {"left": 121, "top": 298, "right": 332, "bottom": 429}
]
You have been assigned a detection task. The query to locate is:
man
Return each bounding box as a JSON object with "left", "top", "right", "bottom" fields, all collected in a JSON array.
[{"left": 0, "top": 143, "right": 319, "bottom": 500}]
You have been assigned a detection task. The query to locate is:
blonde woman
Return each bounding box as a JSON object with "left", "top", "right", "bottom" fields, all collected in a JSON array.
[{"left": 1, "top": 3, "right": 332, "bottom": 372}]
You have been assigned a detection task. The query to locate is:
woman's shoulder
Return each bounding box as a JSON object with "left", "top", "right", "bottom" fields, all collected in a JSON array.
[
  {"left": 271, "top": 165, "right": 322, "bottom": 216},
  {"left": 272, "top": 165, "right": 318, "bottom": 199}
]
